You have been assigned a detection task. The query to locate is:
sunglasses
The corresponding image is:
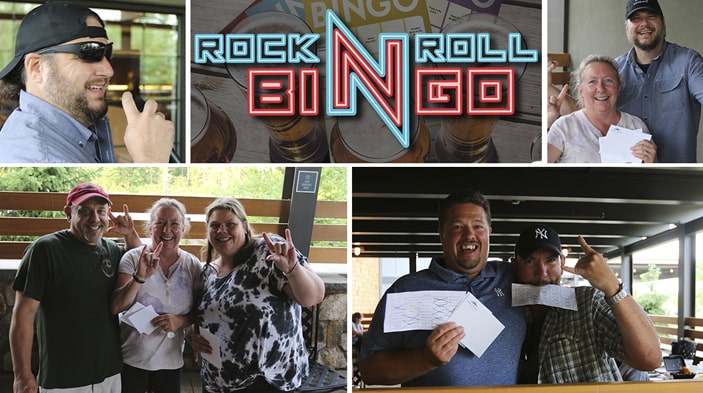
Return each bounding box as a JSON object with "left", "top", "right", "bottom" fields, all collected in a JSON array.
[{"left": 36, "top": 41, "right": 113, "bottom": 63}]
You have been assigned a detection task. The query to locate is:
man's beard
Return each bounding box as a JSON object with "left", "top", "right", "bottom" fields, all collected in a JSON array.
[
  {"left": 630, "top": 26, "right": 665, "bottom": 52},
  {"left": 44, "top": 58, "right": 108, "bottom": 127}
]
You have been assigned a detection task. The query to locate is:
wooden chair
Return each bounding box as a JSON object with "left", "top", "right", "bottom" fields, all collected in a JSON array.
[{"left": 548, "top": 53, "right": 571, "bottom": 85}]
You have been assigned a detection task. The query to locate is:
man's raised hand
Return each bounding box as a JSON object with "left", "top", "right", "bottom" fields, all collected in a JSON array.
[{"left": 122, "top": 91, "right": 174, "bottom": 163}]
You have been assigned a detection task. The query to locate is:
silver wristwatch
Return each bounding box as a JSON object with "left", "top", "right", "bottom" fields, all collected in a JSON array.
[{"left": 605, "top": 283, "right": 628, "bottom": 307}]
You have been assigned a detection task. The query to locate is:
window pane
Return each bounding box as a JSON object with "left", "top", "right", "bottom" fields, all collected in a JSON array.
[
  {"left": 0, "top": 3, "right": 40, "bottom": 76},
  {"left": 418, "top": 257, "right": 432, "bottom": 271},
  {"left": 561, "top": 256, "right": 624, "bottom": 289},
  {"left": 632, "top": 240, "right": 679, "bottom": 316},
  {"left": 696, "top": 233, "right": 703, "bottom": 317},
  {"left": 380, "top": 258, "right": 410, "bottom": 297},
  {"left": 607, "top": 256, "right": 623, "bottom": 282}
]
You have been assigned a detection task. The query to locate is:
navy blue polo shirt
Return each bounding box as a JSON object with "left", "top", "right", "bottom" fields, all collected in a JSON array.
[{"left": 360, "top": 258, "right": 526, "bottom": 386}]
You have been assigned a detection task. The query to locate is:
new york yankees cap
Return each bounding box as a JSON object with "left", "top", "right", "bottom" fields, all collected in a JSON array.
[{"left": 514, "top": 224, "right": 562, "bottom": 259}]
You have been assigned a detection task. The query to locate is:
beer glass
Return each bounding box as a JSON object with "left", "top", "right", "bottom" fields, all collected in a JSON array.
[
  {"left": 330, "top": 98, "right": 430, "bottom": 163},
  {"left": 225, "top": 11, "right": 329, "bottom": 163},
  {"left": 433, "top": 13, "right": 527, "bottom": 163},
  {"left": 191, "top": 87, "right": 237, "bottom": 163}
]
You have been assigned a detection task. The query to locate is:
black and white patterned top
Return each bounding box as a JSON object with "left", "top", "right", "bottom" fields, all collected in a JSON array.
[{"left": 197, "top": 236, "right": 309, "bottom": 392}]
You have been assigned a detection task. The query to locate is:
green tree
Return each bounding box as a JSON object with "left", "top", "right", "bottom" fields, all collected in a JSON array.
[
  {"left": 0, "top": 166, "right": 347, "bottom": 247},
  {"left": 0, "top": 167, "right": 92, "bottom": 241},
  {"left": 0, "top": 167, "right": 91, "bottom": 194},
  {"left": 635, "top": 264, "right": 669, "bottom": 315},
  {"left": 319, "top": 167, "right": 347, "bottom": 201}
]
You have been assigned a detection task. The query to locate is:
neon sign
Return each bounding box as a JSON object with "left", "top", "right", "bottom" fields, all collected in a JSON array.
[{"left": 193, "top": 9, "right": 538, "bottom": 148}]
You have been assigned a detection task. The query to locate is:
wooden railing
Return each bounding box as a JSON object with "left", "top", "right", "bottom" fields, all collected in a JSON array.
[
  {"left": 547, "top": 52, "right": 571, "bottom": 85},
  {"left": 0, "top": 191, "right": 347, "bottom": 264},
  {"left": 649, "top": 314, "right": 703, "bottom": 358}
]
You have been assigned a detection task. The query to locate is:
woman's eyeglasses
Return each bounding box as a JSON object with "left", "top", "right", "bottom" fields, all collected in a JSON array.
[{"left": 36, "top": 41, "right": 113, "bottom": 63}]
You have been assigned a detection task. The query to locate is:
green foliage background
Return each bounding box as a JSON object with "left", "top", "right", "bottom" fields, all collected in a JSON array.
[
  {"left": 0, "top": 166, "right": 346, "bottom": 200},
  {"left": 635, "top": 264, "right": 668, "bottom": 315},
  {"left": 0, "top": 166, "right": 347, "bottom": 244}
]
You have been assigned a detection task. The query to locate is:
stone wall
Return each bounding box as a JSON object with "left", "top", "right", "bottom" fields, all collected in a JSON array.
[{"left": 317, "top": 282, "right": 347, "bottom": 371}]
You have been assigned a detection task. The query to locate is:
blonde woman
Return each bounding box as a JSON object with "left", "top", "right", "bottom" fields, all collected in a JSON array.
[
  {"left": 191, "top": 197, "right": 324, "bottom": 392},
  {"left": 548, "top": 55, "right": 658, "bottom": 163},
  {"left": 111, "top": 198, "right": 202, "bottom": 393}
]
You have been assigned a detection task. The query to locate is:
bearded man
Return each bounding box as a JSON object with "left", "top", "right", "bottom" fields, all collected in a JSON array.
[
  {"left": 0, "top": 2, "right": 173, "bottom": 163},
  {"left": 613, "top": 0, "right": 703, "bottom": 163}
]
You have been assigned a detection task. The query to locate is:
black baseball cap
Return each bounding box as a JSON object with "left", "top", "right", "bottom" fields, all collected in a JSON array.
[
  {"left": 0, "top": 2, "right": 108, "bottom": 80},
  {"left": 626, "top": 0, "right": 663, "bottom": 19},
  {"left": 514, "top": 225, "right": 562, "bottom": 259}
]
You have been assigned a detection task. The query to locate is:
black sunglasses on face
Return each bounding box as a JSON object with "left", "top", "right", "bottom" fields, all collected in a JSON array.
[{"left": 36, "top": 41, "right": 113, "bottom": 62}]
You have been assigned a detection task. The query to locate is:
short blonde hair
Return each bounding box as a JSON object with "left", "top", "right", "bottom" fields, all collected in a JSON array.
[
  {"left": 144, "top": 198, "right": 190, "bottom": 235},
  {"left": 570, "top": 54, "right": 623, "bottom": 106}
]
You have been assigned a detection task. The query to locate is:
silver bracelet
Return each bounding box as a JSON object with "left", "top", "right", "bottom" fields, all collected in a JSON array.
[{"left": 605, "top": 283, "right": 628, "bottom": 307}]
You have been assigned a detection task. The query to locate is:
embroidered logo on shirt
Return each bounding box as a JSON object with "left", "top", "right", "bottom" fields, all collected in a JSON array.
[{"left": 494, "top": 287, "right": 505, "bottom": 297}]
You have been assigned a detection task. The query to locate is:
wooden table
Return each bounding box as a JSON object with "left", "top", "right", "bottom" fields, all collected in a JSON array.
[{"left": 191, "top": 0, "right": 542, "bottom": 163}]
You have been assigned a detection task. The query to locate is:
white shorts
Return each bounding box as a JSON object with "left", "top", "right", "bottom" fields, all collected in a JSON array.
[{"left": 40, "top": 373, "right": 121, "bottom": 393}]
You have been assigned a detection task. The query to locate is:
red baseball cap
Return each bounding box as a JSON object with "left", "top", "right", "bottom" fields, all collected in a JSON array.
[{"left": 66, "top": 182, "right": 112, "bottom": 207}]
